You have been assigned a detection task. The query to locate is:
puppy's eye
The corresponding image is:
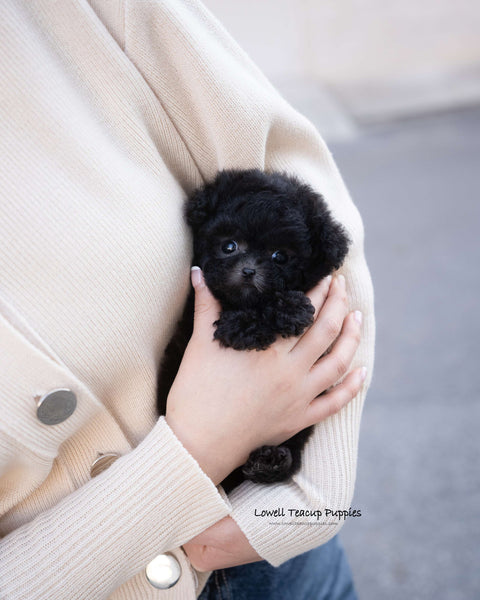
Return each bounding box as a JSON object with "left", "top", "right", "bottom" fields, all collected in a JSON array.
[
  {"left": 271, "top": 250, "right": 288, "bottom": 264},
  {"left": 221, "top": 240, "right": 238, "bottom": 254}
]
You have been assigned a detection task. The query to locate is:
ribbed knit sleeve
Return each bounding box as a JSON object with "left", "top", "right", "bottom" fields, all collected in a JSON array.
[
  {"left": 0, "top": 422, "right": 231, "bottom": 598},
  {"left": 0, "top": 420, "right": 231, "bottom": 597},
  {"left": 1, "top": 398, "right": 231, "bottom": 599},
  {"left": 123, "top": 0, "right": 375, "bottom": 566}
]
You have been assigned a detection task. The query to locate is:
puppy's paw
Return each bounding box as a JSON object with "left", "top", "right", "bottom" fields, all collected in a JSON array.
[
  {"left": 272, "top": 291, "right": 315, "bottom": 337},
  {"left": 242, "top": 445, "right": 293, "bottom": 484},
  {"left": 214, "top": 310, "right": 276, "bottom": 350}
]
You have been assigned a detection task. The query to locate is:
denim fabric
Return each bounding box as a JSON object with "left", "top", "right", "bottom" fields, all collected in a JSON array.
[{"left": 197, "top": 535, "right": 357, "bottom": 600}]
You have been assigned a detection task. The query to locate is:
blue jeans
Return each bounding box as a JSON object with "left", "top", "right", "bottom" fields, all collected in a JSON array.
[{"left": 197, "top": 535, "right": 357, "bottom": 600}]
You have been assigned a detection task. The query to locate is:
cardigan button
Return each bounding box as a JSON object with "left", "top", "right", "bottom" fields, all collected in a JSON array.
[
  {"left": 36, "top": 389, "right": 77, "bottom": 425},
  {"left": 145, "top": 553, "right": 181, "bottom": 589},
  {"left": 90, "top": 453, "right": 120, "bottom": 478}
]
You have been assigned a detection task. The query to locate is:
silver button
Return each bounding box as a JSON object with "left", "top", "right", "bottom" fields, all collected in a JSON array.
[
  {"left": 145, "top": 553, "right": 181, "bottom": 589},
  {"left": 90, "top": 453, "right": 120, "bottom": 478},
  {"left": 36, "top": 388, "right": 77, "bottom": 425}
]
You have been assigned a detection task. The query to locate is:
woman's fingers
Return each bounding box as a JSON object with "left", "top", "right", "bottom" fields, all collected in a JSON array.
[
  {"left": 308, "top": 309, "right": 363, "bottom": 394},
  {"left": 290, "top": 275, "right": 348, "bottom": 361},
  {"left": 191, "top": 267, "right": 222, "bottom": 338},
  {"left": 305, "top": 366, "right": 367, "bottom": 427},
  {"left": 307, "top": 274, "right": 333, "bottom": 321}
]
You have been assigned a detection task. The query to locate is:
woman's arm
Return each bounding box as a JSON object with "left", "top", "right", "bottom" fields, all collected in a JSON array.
[{"left": 123, "top": 0, "right": 375, "bottom": 566}]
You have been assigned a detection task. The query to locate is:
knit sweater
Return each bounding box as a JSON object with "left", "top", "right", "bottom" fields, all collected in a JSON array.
[{"left": 0, "top": 0, "right": 375, "bottom": 598}]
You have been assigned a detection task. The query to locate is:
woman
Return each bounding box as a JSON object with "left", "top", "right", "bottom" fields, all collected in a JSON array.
[{"left": 0, "top": 0, "right": 374, "bottom": 598}]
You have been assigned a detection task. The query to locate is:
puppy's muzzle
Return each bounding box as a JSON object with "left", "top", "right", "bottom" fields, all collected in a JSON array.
[{"left": 229, "top": 261, "right": 265, "bottom": 292}]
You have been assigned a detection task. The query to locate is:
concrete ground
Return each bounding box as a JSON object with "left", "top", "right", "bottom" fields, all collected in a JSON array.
[{"left": 325, "top": 106, "right": 480, "bottom": 600}]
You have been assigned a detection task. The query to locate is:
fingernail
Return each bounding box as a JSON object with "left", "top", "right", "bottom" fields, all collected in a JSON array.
[
  {"left": 338, "top": 274, "right": 346, "bottom": 289},
  {"left": 325, "top": 275, "right": 332, "bottom": 285},
  {"left": 354, "top": 310, "right": 363, "bottom": 325},
  {"left": 191, "top": 266, "right": 202, "bottom": 287},
  {"left": 360, "top": 366, "right": 367, "bottom": 382}
]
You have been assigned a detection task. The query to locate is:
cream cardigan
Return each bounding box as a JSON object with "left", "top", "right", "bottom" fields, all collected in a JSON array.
[{"left": 0, "top": 0, "right": 375, "bottom": 598}]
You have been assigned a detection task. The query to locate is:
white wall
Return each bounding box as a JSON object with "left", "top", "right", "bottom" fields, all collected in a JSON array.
[{"left": 203, "top": 0, "right": 480, "bottom": 123}]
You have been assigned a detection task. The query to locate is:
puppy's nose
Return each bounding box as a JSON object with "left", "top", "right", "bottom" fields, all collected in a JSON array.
[{"left": 242, "top": 267, "right": 256, "bottom": 278}]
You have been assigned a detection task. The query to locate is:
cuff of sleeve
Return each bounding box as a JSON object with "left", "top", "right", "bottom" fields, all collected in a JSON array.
[
  {"left": 98, "top": 415, "right": 233, "bottom": 553},
  {"left": 151, "top": 416, "right": 233, "bottom": 521},
  {"left": 227, "top": 480, "right": 343, "bottom": 567}
]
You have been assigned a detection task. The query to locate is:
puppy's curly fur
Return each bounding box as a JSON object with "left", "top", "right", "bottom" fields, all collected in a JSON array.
[{"left": 157, "top": 169, "right": 350, "bottom": 493}]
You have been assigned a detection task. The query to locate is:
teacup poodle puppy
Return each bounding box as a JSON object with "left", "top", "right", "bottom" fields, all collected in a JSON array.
[{"left": 157, "top": 168, "right": 350, "bottom": 493}]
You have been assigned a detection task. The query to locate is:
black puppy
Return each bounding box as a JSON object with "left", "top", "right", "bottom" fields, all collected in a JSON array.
[{"left": 157, "top": 168, "right": 350, "bottom": 493}]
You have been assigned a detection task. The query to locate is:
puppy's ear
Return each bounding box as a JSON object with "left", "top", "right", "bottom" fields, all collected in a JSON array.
[
  {"left": 312, "top": 208, "right": 350, "bottom": 269},
  {"left": 302, "top": 189, "right": 351, "bottom": 287},
  {"left": 185, "top": 181, "right": 220, "bottom": 231},
  {"left": 185, "top": 170, "right": 242, "bottom": 231}
]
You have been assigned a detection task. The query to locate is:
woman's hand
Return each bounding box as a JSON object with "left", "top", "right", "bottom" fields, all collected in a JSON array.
[
  {"left": 182, "top": 516, "right": 260, "bottom": 572},
  {"left": 165, "top": 268, "right": 365, "bottom": 487}
]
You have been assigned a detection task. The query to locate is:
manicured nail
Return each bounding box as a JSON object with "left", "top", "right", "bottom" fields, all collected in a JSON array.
[
  {"left": 338, "top": 274, "right": 346, "bottom": 289},
  {"left": 360, "top": 366, "right": 367, "bottom": 382},
  {"left": 354, "top": 310, "right": 363, "bottom": 325},
  {"left": 191, "top": 266, "right": 202, "bottom": 287}
]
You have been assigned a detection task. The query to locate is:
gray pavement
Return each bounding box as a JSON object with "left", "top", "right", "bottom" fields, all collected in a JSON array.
[{"left": 327, "top": 106, "right": 480, "bottom": 600}]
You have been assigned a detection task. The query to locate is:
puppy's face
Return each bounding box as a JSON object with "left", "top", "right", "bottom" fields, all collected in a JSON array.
[
  {"left": 186, "top": 169, "right": 350, "bottom": 309},
  {"left": 192, "top": 193, "right": 318, "bottom": 308}
]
